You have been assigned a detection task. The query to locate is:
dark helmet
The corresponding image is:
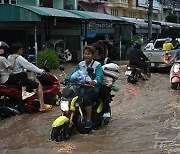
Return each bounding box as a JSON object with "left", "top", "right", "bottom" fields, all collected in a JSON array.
[{"left": 133, "top": 42, "right": 141, "bottom": 49}]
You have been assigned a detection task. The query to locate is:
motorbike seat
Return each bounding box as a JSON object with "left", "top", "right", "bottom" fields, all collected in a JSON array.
[
  {"left": 130, "top": 65, "right": 139, "bottom": 68},
  {"left": 0, "top": 84, "right": 21, "bottom": 89}
]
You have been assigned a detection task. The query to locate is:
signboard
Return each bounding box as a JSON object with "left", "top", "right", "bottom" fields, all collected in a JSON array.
[{"left": 137, "top": 0, "right": 160, "bottom": 10}]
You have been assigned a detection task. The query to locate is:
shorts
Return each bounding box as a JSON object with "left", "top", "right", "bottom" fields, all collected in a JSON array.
[
  {"left": 26, "top": 79, "right": 39, "bottom": 90},
  {"left": 83, "top": 90, "right": 99, "bottom": 106}
]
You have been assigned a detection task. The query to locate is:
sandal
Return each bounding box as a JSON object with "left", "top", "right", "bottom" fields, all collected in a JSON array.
[{"left": 39, "top": 104, "right": 52, "bottom": 112}]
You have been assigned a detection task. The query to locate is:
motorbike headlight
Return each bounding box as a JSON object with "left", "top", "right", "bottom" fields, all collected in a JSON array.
[
  {"left": 60, "top": 100, "right": 69, "bottom": 111},
  {"left": 173, "top": 65, "right": 180, "bottom": 73}
]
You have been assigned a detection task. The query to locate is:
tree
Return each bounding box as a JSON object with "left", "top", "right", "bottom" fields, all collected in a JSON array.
[
  {"left": 148, "top": 0, "right": 180, "bottom": 40},
  {"left": 165, "top": 13, "right": 178, "bottom": 23}
]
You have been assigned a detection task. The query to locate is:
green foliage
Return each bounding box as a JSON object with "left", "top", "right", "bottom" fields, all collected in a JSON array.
[
  {"left": 165, "top": 13, "right": 178, "bottom": 23},
  {"left": 132, "top": 34, "right": 148, "bottom": 48},
  {"left": 37, "top": 48, "right": 60, "bottom": 69}
]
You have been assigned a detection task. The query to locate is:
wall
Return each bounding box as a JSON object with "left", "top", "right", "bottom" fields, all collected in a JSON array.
[
  {"left": 53, "top": 0, "right": 63, "bottom": 9},
  {"left": 17, "top": 0, "right": 39, "bottom": 6}
]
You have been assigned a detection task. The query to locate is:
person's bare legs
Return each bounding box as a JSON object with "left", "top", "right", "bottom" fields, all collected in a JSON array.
[
  {"left": 84, "top": 105, "right": 92, "bottom": 120},
  {"left": 37, "top": 82, "right": 45, "bottom": 108},
  {"left": 37, "top": 82, "right": 52, "bottom": 111},
  {"left": 22, "top": 86, "right": 26, "bottom": 92},
  {"left": 84, "top": 105, "right": 92, "bottom": 128}
]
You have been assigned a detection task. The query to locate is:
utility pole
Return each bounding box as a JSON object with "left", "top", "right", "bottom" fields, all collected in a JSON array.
[{"left": 148, "top": 0, "right": 153, "bottom": 40}]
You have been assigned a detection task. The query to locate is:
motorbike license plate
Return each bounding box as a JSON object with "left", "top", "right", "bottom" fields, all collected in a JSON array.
[
  {"left": 125, "top": 71, "right": 132, "bottom": 76},
  {"left": 151, "top": 63, "right": 155, "bottom": 67}
]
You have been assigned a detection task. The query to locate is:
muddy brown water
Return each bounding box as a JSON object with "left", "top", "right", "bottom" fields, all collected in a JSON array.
[{"left": 0, "top": 62, "right": 179, "bottom": 154}]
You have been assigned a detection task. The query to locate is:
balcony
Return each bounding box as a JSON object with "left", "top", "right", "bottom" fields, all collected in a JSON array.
[
  {"left": 78, "top": 0, "right": 108, "bottom": 3},
  {"left": 107, "top": 0, "right": 128, "bottom": 7}
]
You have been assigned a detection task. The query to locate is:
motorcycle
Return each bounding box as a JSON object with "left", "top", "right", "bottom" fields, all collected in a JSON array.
[
  {"left": 51, "top": 66, "right": 113, "bottom": 142},
  {"left": 125, "top": 62, "right": 151, "bottom": 84},
  {"left": 58, "top": 49, "right": 72, "bottom": 63},
  {"left": 0, "top": 70, "right": 61, "bottom": 120},
  {"left": 170, "top": 60, "right": 180, "bottom": 90}
]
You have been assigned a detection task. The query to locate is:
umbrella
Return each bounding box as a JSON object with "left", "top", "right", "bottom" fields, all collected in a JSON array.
[{"left": 0, "top": 41, "right": 9, "bottom": 49}]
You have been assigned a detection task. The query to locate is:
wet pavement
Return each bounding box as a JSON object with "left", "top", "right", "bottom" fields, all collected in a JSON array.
[{"left": 0, "top": 61, "right": 180, "bottom": 154}]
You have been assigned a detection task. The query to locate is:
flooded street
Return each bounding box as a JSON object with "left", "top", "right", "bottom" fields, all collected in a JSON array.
[{"left": 0, "top": 62, "right": 179, "bottom": 154}]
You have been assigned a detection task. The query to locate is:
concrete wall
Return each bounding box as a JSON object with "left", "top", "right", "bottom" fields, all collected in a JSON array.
[
  {"left": 53, "top": 0, "right": 63, "bottom": 9},
  {"left": 17, "top": 0, "right": 39, "bottom": 6}
]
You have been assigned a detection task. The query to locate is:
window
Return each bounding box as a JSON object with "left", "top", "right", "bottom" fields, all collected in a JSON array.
[
  {"left": 111, "top": 9, "right": 119, "bottom": 16},
  {"left": 4, "top": 0, "right": 9, "bottom": 3},
  {"left": 0, "top": 0, "right": 16, "bottom": 4},
  {"left": 64, "top": 0, "right": 74, "bottom": 10},
  {"left": 40, "top": 0, "right": 53, "bottom": 8},
  {"left": 11, "top": 0, "right": 16, "bottom": 4},
  {"left": 129, "top": 12, "right": 136, "bottom": 18}
]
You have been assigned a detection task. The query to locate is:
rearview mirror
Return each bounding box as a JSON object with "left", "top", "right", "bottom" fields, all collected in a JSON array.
[{"left": 59, "top": 65, "right": 65, "bottom": 71}]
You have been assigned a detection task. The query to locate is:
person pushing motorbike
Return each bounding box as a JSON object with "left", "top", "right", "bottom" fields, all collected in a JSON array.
[{"left": 129, "top": 42, "right": 149, "bottom": 80}]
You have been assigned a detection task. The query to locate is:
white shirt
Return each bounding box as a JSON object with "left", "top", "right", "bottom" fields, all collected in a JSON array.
[
  {"left": 144, "top": 42, "right": 154, "bottom": 50},
  {"left": 0, "top": 56, "right": 11, "bottom": 84},
  {"left": 8, "top": 55, "right": 44, "bottom": 74}
]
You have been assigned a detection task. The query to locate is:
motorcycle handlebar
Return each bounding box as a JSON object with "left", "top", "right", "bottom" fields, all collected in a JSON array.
[{"left": 63, "top": 80, "right": 94, "bottom": 87}]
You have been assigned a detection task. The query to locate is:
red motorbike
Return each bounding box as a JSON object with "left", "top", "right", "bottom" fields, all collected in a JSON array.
[
  {"left": 170, "top": 60, "right": 180, "bottom": 90},
  {"left": 0, "top": 71, "right": 61, "bottom": 119}
]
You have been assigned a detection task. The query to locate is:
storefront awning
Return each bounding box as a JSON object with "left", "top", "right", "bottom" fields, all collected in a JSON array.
[
  {"left": 0, "top": 4, "right": 127, "bottom": 22},
  {"left": 121, "top": 17, "right": 161, "bottom": 33}
]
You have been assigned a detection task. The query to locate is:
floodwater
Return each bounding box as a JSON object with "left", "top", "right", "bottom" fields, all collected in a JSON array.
[{"left": 0, "top": 62, "right": 179, "bottom": 154}]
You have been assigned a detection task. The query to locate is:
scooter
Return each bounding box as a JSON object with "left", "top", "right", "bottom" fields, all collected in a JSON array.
[
  {"left": 0, "top": 71, "right": 61, "bottom": 119},
  {"left": 170, "top": 60, "right": 180, "bottom": 90},
  {"left": 125, "top": 62, "right": 151, "bottom": 84},
  {"left": 51, "top": 66, "right": 112, "bottom": 142},
  {"left": 59, "top": 49, "right": 72, "bottom": 63}
]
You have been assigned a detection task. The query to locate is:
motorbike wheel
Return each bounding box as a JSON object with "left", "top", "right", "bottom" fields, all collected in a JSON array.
[
  {"left": 51, "top": 121, "right": 70, "bottom": 142},
  {"left": 171, "top": 83, "right": 180, "bottom": 90},
  {"left": 76, "top": 115, "right": 92, "bottom": 134},
  {"left": 127, "top": 74, "right": 137, "bottom": 84},
  {"left": 91, "top": 111, "right": 103, "bottom": 129},
  {"left": 0, "top": 106, "right": 21, "bottom": 120}
]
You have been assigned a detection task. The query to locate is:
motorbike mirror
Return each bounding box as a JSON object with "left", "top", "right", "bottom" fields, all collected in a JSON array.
[
  {"left": 59, "top": 65, "right": 65, "bottom": 71},
  {"left": 87, "top": 67, "right": 94, "bottom": 75}
]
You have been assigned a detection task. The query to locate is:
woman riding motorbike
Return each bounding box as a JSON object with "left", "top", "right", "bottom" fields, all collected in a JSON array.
[{"left": 66, "top": 45, "right": 103, "bottom": 129}]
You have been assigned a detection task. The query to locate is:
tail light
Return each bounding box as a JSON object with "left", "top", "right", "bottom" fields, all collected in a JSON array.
[
  {"left": 164, "top": 52, "right": 171, "bottom": 63},
  {"left": 127, "top": 65, "right": 131, "bottom": 70},
  {"left": 173, "top": 64, "right": 180, "bottom": 73}
]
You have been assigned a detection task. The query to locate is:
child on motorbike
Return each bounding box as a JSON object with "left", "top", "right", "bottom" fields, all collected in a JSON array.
[
  {"left": 7, "top": 42, "right": 52, "bottom": 111},
  {"left": 66, "top": 45, "right": 103, "bottom": 129},
  {"left": 0, "top": 46, "right": 35, "bottom": 100}
]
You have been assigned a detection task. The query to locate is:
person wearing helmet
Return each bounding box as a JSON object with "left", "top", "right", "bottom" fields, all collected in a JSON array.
[
  {"left": 163, "top": 37, "right": 174, "bottom": 51},
  {"left": 129, "top": 42, "right": 149, "bottom": 79}
]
